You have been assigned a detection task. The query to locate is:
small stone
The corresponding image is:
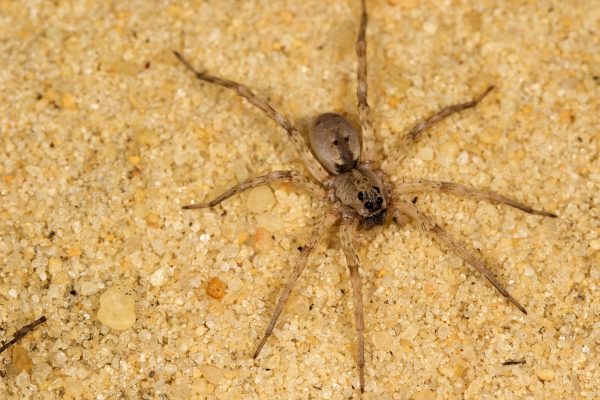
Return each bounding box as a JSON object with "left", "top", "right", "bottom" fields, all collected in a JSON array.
[
  {"left": 206, "top": 278, "right": 227, "bottom": 300},
  {"left": 412, "top": 389, "right": 436, "bottom": 400},
  {"left": 246, "top": 185, "right": 276, "bottom": 214},
  {"left": 590, "top": 238, "right": 600, "bottom": 251},
  {"left": 170, "top": 382, "right": 192, "bottom": 399},
  {"left": 401, "top": 323, "right": 420, "bottom": 340},
  {"left": 63, "top": 376, "right": 83, "bottom": 397},
  {"left": 127, "top": 155, "right": 141, "bottom": 166},
  {"left": 67, "top": 246, "right": 81, "bottom": 257},
  {"left": 80, "top": 281, "right": 99, "bottom": 296},
  {"left": 535, "top": 368, "right": 555, "bottom": 381},
  {"left": 199, "top": 365, "right": 225, "bottom": 385},
  {"left": 15, "top": 371, "right": 31, "bottom": 390},
  {"left": 252, "top": 227, "right": 274, "bottom": 251},
  {"left": 97, "top": 285, "right": 136, "bottom": 330},
  {"left": 524, "top": 266, "right": 536, "bottom": 277},
  {"left": 437, "top": 326, "right": 450, "bottom": 340},
  {"left": 48, "top": 257, "right": 63, "bottom": 276},
  {"left": 456, "top": 151, "right": 469, "bottom": 165},
  {"left": 31, "top": 362, "right": 52, "bottom": 383},
  {"left": 10, "top": 345, "right": 33, "bottom": 373},
  {"left": 134, "top": 128, "right": 160, "bottom": 146},
  {"left": 50, "top": 350, "right": 67, "bottom": 368},
  {"left": 61, "top": 92, "right": 77, "bottom": 110},
  {"left": 372, "top": 331, "right": 395, "bottom": 350},
  {"left": 149, "top": 267, "right": 167, "bottom": 287}
]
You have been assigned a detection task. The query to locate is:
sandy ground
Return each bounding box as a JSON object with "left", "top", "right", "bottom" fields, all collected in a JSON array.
[{"left": 1, "top": 0, "right": 599, "bottom": 399}]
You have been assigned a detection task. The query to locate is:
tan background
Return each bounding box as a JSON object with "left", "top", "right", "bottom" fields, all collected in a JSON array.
[{"left": 0, "top": 0, "right": 598, "bottom": 399}]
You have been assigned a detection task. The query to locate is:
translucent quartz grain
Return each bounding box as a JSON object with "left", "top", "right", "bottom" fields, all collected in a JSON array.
[
  {"left": 246, "top": 185, "right": 276, "bottom": 214},
  {"left": 9, "top": 345, "right": 33, "bottom": 374},
  {"left": 97, "top": 286, "right": 136, "bottom": 330}
]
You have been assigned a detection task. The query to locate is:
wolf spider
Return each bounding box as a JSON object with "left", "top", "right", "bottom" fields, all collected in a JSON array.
[{"left": 174, "top": 0, "right": 556, "bottom": 393}]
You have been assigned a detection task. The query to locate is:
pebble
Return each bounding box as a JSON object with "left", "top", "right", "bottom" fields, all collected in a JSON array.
[
  {"left": 535, "top": 368, "right": 555, "bottom": 381},
  {"left": 401, "top": 323, "right": 420, "bottom": 340},
  {"left": 10, "top": 345, "right": 33, "bottom": 373},
  {"left": 372, "top": 331, "right": 395, "bottom": 350},
  {"left": 149, "top": 267, "right": 167, "bottom": 287},
  {"left": 456, "top": 151, "right": 470, "bottom": 165},
  {"left": 206, "top": 278, "right": 227, "bottom": 300},
  {"left": 50, "top": 350, "right": 67, "bottom": 368},
  {"left": 80, "top": 281, "right": 99, "bottom": 296},
  {"left": 199, "top": 365, "right": 225, "bottom": 385},
  {"left": 134, "top": 128, "right": 160, "bottom": 146},
  {"left": 64, "top": 376, "right": 83, "bottom": 397},
  {"left": 246, "top": 185, "right": 276, "bottom": 214},
  {"left": 31, "top": 362, "right": 52, "bottom": 383},
  {"left": 412, "top": 389, "right": 436, "bottom": 400},
  {"left": 15, "top": 371, "right": 31, "bottom": 390},
  {"left": 437, "top": 326, "right": 450, "bottom": 340},
  {"left": 524, "top": 266, "right": 536, "bottom": 277},
  {"left": 97, "top": 285, "right": 136, "bottom": 330}
]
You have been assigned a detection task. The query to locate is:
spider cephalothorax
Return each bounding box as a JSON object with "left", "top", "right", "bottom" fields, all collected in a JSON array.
[
  {"left": 175, "top": 0, "right": 556, "bottom": 393},
  {"left": 334, "top": 167, "right": 387, "bottom": 228}
]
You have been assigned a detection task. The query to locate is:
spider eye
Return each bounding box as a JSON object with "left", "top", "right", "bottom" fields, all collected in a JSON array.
[
  {"left": 373, "top": 186, "right": 380, "bottom": 194},
  {"left": 357, "top": 192, "right": 365, "bottom": 201},
  {"left": 365, "top": 201, "right": 373, "bottom": 211},
  {"left": 376, "top": 197, "right": 383, "bottom": 206},
  {"left": 333, "top": 139, "right": 339, "bottom": 145}
]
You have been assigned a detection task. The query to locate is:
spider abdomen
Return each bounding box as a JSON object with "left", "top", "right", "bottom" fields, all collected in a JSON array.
[{"left": 310, "top": 113, "right": 361, "bottom": 175}]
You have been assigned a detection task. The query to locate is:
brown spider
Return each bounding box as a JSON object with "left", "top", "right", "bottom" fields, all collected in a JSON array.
[{"left": 174, "top": 0, "right": 556, "bottom": 393}]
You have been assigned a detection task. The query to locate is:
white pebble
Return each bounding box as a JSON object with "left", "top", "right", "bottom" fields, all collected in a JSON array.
[
  {"left": 15, "top": 372, "right": 31, "bottom": 390},
  {"left": 149, "top": 267, "right": 167, "bottom": 287},
  {"left": 246, "top": 185, "right": 276, "bottom": 214},
  {"left": 456, "top": 151, "right": 469, "bottom": 165},
  {"left": 437, "top": 326, "right": 450, "bottom": 340},
  {"left": 80, "top": 281, "right": 99, "bottom": 296},
  {"left": 524, "top": 266, "right": 536, "bottom": 277},
  {"left": 50, "top": 350, "right": 67, "bottom": 368},
  {"left": 97, "top": 285, "right": 136, "bottom": 330}
]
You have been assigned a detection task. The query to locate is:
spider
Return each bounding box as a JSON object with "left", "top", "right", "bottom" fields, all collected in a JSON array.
[{"left": 174, "top": 0, "right": 556, "bottom": 393}]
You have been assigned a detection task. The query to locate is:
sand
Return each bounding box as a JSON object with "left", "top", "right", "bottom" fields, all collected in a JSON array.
[{"left": 0, "top": 0, "right": 598, "bottom": 399}]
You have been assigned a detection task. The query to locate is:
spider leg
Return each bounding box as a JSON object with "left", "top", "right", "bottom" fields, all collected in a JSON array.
[
  {"left": 356, "top": 0, "right": 375, "bottom": 162},
  {"left": 392, "top": 200, "right": 527, "bottom": 314},
  {"left": 383, "top": 86, "right": 494, "bottom": 172},
  {"left": 340, "top": 216, "right": 366, "bottom": 393},
  {"left": 182, "top": 170, "right": 325, "bottom": 209},
  {"left": 173, "top": 51, "right": 329, "bottom": 182},
  {"left": 253, "top": 211, "right": 340, "bottom": 358},
  {"left": 395, "top": 179, "right": 557, "bottom": 217}
]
